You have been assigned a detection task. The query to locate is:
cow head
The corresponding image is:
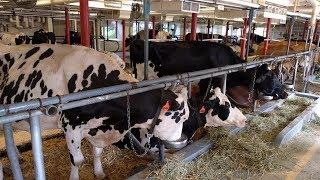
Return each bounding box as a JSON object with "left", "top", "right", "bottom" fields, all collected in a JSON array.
[
  {"left": 200, "top": 87, "right": 247, "bottom": 128},
  {"left": 153, "top": 85, "right": 189, "bottom": 142},
  {"left": 255, "top": 64, "right": 288, "bottom": 100},
  {"left": 15, "top": 33, "right": 29, "bottom": 45}
]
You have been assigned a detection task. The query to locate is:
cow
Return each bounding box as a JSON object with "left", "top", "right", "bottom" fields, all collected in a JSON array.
[
  {"left": 63, "top": 31, "right": 95, "bottom": 47},
  {"left": 0, "top": 32, "right": 31, "bottom": 45},
  {"left": 0, "top": 43, "right": 190, "bottom": 179},
  {"left": 125, "top": 29, "right": 173, "bottom": 47},
  {"left": 129, "top": 40, "right": 288, "bottom": 101},
  {"left": 32, "top": 29, "right": 56, "bottom": 44}
]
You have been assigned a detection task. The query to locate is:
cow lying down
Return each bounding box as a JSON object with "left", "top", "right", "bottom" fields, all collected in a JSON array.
[{"left": 0, "top": 44, "right": 247, "bottom": 179}]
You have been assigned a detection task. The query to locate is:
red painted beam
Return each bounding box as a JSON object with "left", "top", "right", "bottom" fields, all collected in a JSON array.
[
  {"left": 183, "top": 17, "right": 186, "bottom": 40},
  {"left": 191, "top": 13, "right": 197, "bottom": 41},
  {"left": 122, "top": 20, "right": 126, "bottom": 62},
  {"left": 225, "top": 21, "right": 229, "bottom": 44},
  {"left": 80, "top": 0, "right": 90, "bottom": 47},
  {"left": 263, "top": 18, "right": 271, "bottom": 55},
  {"left": 240, "top": 18, "right": 248, "bottom": 59},
  {"left": 65, "top": 6, "right": 70, "bottom": 45},
  {"left": 302, "top": 20, "right": 308, "bottom": 40},
  {"left": 152, "top": 16, "right": 156, "bottom": 39}
]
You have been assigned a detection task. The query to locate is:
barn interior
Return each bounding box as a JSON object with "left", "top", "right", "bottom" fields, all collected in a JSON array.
[{"left": 0, "top": 0, "right": 320, "bottom": 179}]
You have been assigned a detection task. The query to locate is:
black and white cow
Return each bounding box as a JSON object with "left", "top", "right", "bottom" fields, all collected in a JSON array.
[
  {"left": 0, "top": 43, "right": 190, "bottom": 179},
  {"left": 0, "top": 32, "right": 31, "bottom": 45},
  {"left": 32, "top": 29, "right": 56, "bottom": 44},
  {"left": 129, "top": 40, "right": 288, "bottom": 100},
  {"left": 113, "top": 87, "right": 247, "bottom": 154}
]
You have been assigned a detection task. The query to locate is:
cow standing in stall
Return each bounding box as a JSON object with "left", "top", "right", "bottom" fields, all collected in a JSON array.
[{"left": 0, "top": 43, "right": 190, "bottom": 179}]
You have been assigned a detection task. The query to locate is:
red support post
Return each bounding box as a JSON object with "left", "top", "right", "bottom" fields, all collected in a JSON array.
[
  {"left": 122, "top": 20, "right": 126, "bottom": 62},
  {"left": 80, "top": 0, "right": 90, "bottom": 47},
  {"left": 65, "top": 6, "right": 70, "bottom": 45},
  {"left": 313, "top": 20, "right": 319, "bottom": 42},
  {"left": 225, "top": 21, "right": 229, "bottom": 44},
  {"left": 240, "top": 18, "right": 248, "bottom": 59},
  {"left": 263, "top": 18, "right": 271, "bottom": 55},
  {"left": 183, "top": 17, "right": 186, "bottom": 40},
  {"left": 152, "top": 16, "right": 156, "bottom": 39},
  {"left": 191, "top": 13, "right": 197, "bottom": 41},
  {"left": 302, "top": 20, "right": 308, "bottom": 40}
]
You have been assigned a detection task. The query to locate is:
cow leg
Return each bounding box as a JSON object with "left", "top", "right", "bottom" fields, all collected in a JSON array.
[
  {"left": 64, "top": 128, "right": 84, "bottom": 180},
  {"left": 92, "top": 147, "right": 106, "bottom": 179}
]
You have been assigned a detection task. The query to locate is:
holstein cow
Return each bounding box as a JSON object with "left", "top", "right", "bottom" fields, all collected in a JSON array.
[
  {"left": 129, "top": 40, "right": 288, "bottom": 102},
  {"left": 114, "top": 87, "right": 247, "bottom": 153},
  {"left": 32, "top": 29, "right": 56, "bottom": 44},
  {"left": 0, "top": 43, "right": 190, "bottom": 179},
  {"left": 125, "top": 29, "right": 173, "bottom": 47},
  {"left": 0, "top": 32, "right": 31, "bottom": 45},
  {"left": 185, "top": 33, "right": 224, "bottom": 42}
]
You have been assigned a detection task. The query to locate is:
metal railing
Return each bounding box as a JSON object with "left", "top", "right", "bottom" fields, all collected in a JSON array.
[{"left": 0, "top": 50, "right": 311, "bottom": 180}]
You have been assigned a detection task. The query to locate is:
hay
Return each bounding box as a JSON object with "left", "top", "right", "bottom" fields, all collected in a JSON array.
[{"left": 147, "top": 97, "right": 313, "bottom": 179}]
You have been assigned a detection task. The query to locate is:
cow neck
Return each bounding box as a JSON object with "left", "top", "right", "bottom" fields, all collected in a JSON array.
[{"left": 183, "top": 98, "right": 206, "bottom": 139}]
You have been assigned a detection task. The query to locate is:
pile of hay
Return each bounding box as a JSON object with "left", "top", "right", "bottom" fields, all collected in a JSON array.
[{"left": 146, "top": 97, "right": 313, "bottom": 179}]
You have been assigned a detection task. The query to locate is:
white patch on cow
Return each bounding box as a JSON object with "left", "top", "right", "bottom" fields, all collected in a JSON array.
[
  {"left": 135, "top": 62, "right": 159, "bottom": 81},
  {"left": 205, "top": 88, "right": 247, "bottom": 128},
  {"left": 104, "top": 51, "right": 125, "bottom": 69},
  {"left": 153, "top": 86, "right": 189, "bottom": 141}
]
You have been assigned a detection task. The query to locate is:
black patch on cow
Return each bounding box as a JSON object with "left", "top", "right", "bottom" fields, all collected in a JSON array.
[
  {"left": 69, "top": 153, "right": 75, "bottom": 166},
  {"left": 30, "top": 71, "right": 42, "bottom": 90},
  {"left": 4, "top": 54, "right": 14, "bottom": 69},
  {"left": 71, "top": 140, "right": 74, "bottom": 143},
  {"left": 175, "top": 116, "right": 181, "bottom": 123},
  {"left": 155, "top": 119, "right": 162, "bottom": 126},
  {"left": 24, "top": 90, "right": 30, "bottom": 101},
  {"left": 2, "top": 64, "right": 8, "bottom": 73},
  {"left": 25, "top": 47, "right": 40, "bottom": 59},
  {"left": 68, "top": 74, "right": 78, "bottom": 93},
  {"left": 14, "top": 90, "right": 25, "bottom": 103},
  {"left": 19, "top": 54, "right": 22, "bottom": 59},
  {"left": 18, "top": 62, "right": 26, "bottom": 69},
  {"left": 180, "top": 109, "right": 186, "bottom": 116},
  {"left": 40, "top": 80, "right": 48, "bottom": 95},
  {"left": 30, "top": 93, "right": 33, "bottom": 97},
  {"left": 149, "top": 63, "right": 154, "bottom": 68},
  {"left": 171, "top": 112, "right": 179, "bottom": 120},
  {"left": 25, "top": 70, "right": 42, "bottom": 88},
  {"left": 88, "top": 119, "right": 113, "bottom": 136},
  {"left": 33, "top": 60, "right": 40, "bottom": 68},
  {"left": 0, "top": 74, "right": 25, "bottom": 104},
  {"left": 0, "top": 59, "right": 3, "bottom": 66},
  {"left": 83, "top": 65, "right": 94, "bottom": 79},
  {"left": 39, "top": 48, "right": 53, "bottom": 60},
  {"left": 47, "top": 89, "right": 53, "bottom": 97},
  {"left": 164, "top": 112, "right": 171, "bottom": 116},
  {"left": 81, "top": 80, "right": 88, "bottom": 87},
  {"left": 208, "top": 97, "right": 230, "bottom": 121}
]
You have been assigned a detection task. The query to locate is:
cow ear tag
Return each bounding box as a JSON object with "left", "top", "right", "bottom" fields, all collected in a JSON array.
[
  {"left": 199, "top": 106, "right": 206, "bottom": 113},
  {"left": 162, "top": 101, "right": 170, "bottom": 112}
]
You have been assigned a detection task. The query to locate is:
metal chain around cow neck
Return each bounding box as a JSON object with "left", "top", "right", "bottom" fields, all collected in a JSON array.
[{"left": 126, "top": 91, "right": 150, "bottom": 157}]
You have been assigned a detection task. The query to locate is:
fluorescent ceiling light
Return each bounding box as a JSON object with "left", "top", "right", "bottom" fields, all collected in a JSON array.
[{"left": 69, "top": 1, "right": 132, "bottom": 11}]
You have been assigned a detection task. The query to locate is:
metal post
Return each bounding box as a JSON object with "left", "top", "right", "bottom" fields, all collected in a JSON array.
[
  {"left": 29, "top": 115, "right": 46, "bottom": 180},
  {"left": 143, "top": 0, "right": 150, "bottom": 80},
  {"left": 65, "top": 6, "right": 70, "bottom": 45},
  {"left": 152, "top": 16, "right": 156, "bottom": 39},
  {"left": 207, "top": 19, "right": 211, "bottom": 35},
  {"left": 286, "top": 17, "right": 295, "bottom": 55},
  {"left": 222, "top": 74, "right": 227, "bottom": 94},
  {"left": 158, "top": 139, "right": 165, "bottom": 163},
  {"left": 245, "top": 8, "right": 255, "bottom": 60},
  {"left": 302, "top": 20, "right": 308, "bottom": 40},
  {"left": 183, "top": 17, "right": 186, "bottom": 40},
  {"left": 251, "top": 23, "right": 256, "bottom": 45},
  {"left": 167, "top": 22, "right": 170, "bottom": 32},
  {"left": 191, "top": 13, "right": 197, "bottom": 41},
  {"left": 263, "top": 18, "right": 271, "bottom": 55},
  {"left": 225, "top": 21, "right": 229, "bottom": 44},
  {"left": 80, "top": 0, "right": 90, "bottom": 47},
  {"left": 292, "top": 58, "right": 299, "bottom": 90},
  {"left": 115, "top": 20, "right": 118, "bottom": 39},
  {"left": 122, "top": 20, "right": 126, "bottom": 62},
  {"left": 4, "top": 123, "right": 23, "bottom": 180},
  {"left": 240, "top": 18, "right": 248, "bottom": 59},
  {"left": 106, "top": 20, "right": 109, "bottom": 40}
]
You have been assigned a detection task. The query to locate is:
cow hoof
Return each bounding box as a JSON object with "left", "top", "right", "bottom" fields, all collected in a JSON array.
[{"left": 95, "top": 172, "right": 107, "bottom": 180}]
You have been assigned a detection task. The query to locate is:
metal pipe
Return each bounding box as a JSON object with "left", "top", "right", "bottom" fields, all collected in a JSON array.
[
  {"left": 143, "top": 0, "right": 150, "bottom": 80},
  {"left": 106, "top": 20, "right": 109, "bottom": 40},
  {"left": 263, "top": 18, "right": 271, "bottom": 55},
  {"left": 225, "top": 21, "right": 229, "bottom": 44},
  {"left": 251, "top": 23, "right": 256, "bottom": 45},
  {"left": 152, "top": 16, "right": 156, "bottom": 39},
  {"left": 207, "top": 19, "right": 211, "bottom": 35},
  {"left": 292, "top": 58, "right": 299, "bottom": 90},
  {"left": 191, "top": 13, "right": 197, "bottom": 41},
  {"left": 122, "top": 20, "right": 126, "bottom": 62},
  {"left": 29, "top": 115, "right": 46, "bottom": 180},
  {"left": 80, "top": 0, "right": 90, "bottom": 47},
  {"left": 222, "top": 74, "right": 227, "bottom": 94},
  {"left": 286, "top": 17, "right": 295, "bottom": 55},
  {"left": 158, "top": 140, "right": 165, "bottom": 163},
  {"left": 245, "top": 8, "right": 255, "bottom": 60},
  {"left": 187, "top": 82, "right": 192, "bottom": 98},
  {"left": 183, "top": 17, "right": 186, "bottom": 40},
  {"left": 4, "top": 123, "right": 23, "bottom": 180},
  {"left": 115, "top": 20, "right": 118, "bottom": 39},
  {"left": 65, "top": 6, "right": 71, "bottom": 45},
  {"left": 303, "top": 20, "right": 308, "bottom": 40},
  {"left": 240, "top": 18, "right": 248, "bottom": 59},
  {"left": 313, "top": 20, "right": 319, "bottom": 42},
  {"left": 0, "top": 51, "right": 310, "bottom": 120}
]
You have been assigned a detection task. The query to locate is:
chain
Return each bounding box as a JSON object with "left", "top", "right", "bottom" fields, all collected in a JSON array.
[{"left": 126, "top": 91, "right": 149, "bottom": 157}]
